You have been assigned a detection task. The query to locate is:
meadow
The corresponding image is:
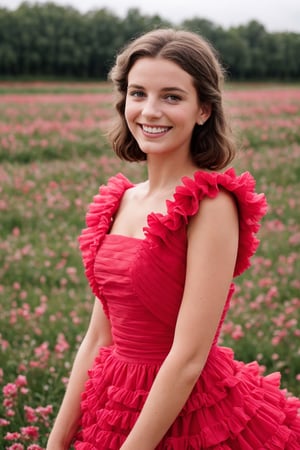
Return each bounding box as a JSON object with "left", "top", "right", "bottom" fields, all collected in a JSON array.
[{"left": 0, "top": 81, "right": 299, "bottom": 449}]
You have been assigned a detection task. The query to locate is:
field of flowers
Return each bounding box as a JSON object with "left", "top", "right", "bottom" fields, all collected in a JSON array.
[{"left": 0, "top": 81, "right": 299, "bottom": 448}]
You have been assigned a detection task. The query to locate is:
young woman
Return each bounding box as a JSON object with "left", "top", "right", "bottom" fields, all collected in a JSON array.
[{"left": 47, "top": 29, "right": 300, "bottom": 449}]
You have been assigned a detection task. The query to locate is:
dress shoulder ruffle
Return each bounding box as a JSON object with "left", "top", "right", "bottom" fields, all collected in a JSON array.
[
  {"left": 144, "top": 167, "right": 268, "bottom": 277},
  {"left": 78, "top": 174, "right": 133, "bottom": 313}
]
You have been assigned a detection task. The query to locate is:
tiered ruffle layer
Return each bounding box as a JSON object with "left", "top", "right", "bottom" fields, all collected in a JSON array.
[{"left": 74, "top": 346, "right": 300, "bottom": 449}]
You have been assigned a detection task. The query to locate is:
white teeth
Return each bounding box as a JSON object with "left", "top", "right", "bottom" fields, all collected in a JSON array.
[{"left": 142, "top": 125, "right": 169, "bottom": 134}]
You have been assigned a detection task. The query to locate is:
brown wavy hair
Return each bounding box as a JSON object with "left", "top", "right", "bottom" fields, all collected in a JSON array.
[{"left": 108, "top": 28, "right": 235, "bottom": 170}]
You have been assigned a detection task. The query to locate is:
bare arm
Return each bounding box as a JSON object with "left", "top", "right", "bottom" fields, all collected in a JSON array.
[
  {"left": 46, "top": 298, "right": 113, "bottom": 450},
  {"left": 120, "top": 190, "right": 239, "bottom": 450}
]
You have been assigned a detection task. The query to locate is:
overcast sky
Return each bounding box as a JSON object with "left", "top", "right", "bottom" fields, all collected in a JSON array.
[{"left": 1, "top": 0, "right": 300, "bottom": 32}]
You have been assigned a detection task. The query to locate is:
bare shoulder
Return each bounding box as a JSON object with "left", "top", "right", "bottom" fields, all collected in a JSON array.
[
  {"left": 186, "top": 188, "right": 239, "bottom": 280},
  {"left": 189, "top": 188, "right": 238, "bottom": 234}
]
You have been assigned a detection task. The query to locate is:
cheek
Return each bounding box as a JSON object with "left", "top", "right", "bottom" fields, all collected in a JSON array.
[
  {"left": 124, "top": 104, "right": 138, "bottom": 137},
  {"left": 174, "top": 110, "right": 196, "bottom": 129},
  {"left": 124, "top": 104, "right": 136, "bottom": 129},
  {"left": 124, "top": 98, "right": 130, "bottom": 121}
]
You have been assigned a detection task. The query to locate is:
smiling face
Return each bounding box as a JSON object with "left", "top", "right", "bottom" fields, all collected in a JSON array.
[{"left": 125, "top": 57, "right": 209, "bottom": 161}]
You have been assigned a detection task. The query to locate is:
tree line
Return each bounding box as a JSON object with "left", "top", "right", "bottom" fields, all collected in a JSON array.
[{"left": 0, "top": 2, "right": 300, "bottom": 80}]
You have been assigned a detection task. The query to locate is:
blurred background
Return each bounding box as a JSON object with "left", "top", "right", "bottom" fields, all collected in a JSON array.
[{"left": 0, "top": 0, "right": 299, "bottom": 80}]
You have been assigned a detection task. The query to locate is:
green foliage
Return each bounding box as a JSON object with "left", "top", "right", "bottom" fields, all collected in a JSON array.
[{"left": 0, "top": 3, "right": 299, "bottom": 80}]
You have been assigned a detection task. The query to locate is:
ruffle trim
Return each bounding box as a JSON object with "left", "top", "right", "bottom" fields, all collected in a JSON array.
[
  {"left": 144, "top": 168, "right": 267, "bottom": 277},
  {"left": 78, "top": 173, "right": 133, "bottom": 314},
  {"left": 74, "top": 347, "right": 300, "bottom": 449}
]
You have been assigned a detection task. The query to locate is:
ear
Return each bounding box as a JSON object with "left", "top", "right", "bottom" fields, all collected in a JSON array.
[{"left": 196, "top": 103, "right": 211, "bottom": 125}]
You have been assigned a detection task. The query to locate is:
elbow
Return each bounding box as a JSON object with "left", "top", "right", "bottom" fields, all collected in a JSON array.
[
  {"left": 167, "top": 348, "right": 207, "bottom": 387},
  {"left": 81, "top": 329, "right": 113, "bottom": 353},
  {"left": 183, "top": 358, "right": 206, "bottom": 386}
]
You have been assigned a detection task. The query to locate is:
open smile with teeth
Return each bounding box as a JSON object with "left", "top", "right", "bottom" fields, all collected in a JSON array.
[{"left": 142, "top": 125, "right": 171, "bottom": 134}]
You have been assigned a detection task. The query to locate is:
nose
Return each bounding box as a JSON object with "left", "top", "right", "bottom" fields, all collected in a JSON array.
[{"left": 141, "top": 96, "right": 162, "bottom": 119}]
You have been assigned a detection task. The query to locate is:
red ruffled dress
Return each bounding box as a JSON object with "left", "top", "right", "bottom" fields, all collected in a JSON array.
[{"left": 74, "top": 168, "right": 300, "bottom": 449}]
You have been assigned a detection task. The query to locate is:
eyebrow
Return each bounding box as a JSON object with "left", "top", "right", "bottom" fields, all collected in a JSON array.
[{"left": 127, "top": 84, "right": 188, "bottom": 94}]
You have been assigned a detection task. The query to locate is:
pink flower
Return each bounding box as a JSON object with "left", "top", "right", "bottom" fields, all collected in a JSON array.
[
  {"left": 0, "top": 418, "right": 10, "bottom": 426},
  {"left": 18, "top": 363, "right": 27, "bottom": 372},
  {"left": 34, "top": 342, "right": 49, "bottom": 359},
  {"left": 289, "top": 232, "right": 300, "bottom": 245},
  {"left": 266, "top": 286, "right": 278, "bottom": 300},
  {"left": 0, "top": 337, "right": 9, "bottom": 350},
  {"left": 61, "top": 376, "right": 69, "bottom": 386},
  {"left": 285, "top": 319, "right": 297, "bottom": 328},
  {"left": 3, "top": 383, "right": 18, "bottom": 397},
  {"left": 20, "top": 425, "right": 39, "bottom": 440},
  {"left": 24, "top": 404, "right": 53, "bottom": 424},
  {"left": 15, "top": 375, "right": 27, "bottom": 387},
  {"left": 24, "top": 405, "right": 37, "bottom": 423},
  {"left": 4, "top": 431, "right": 21, "bottom": 440},
  {"left": 55, "top": 333, "right": 70, "bottom": 356},
  {"left": 7, "top": 444, "right": 24, "bottom": 450},
  {"left": 19, "top": 290, "right": 28, "bottom": 300},
  {"left": 12, "top": 227, "right": 20, "bottom": 237},
  {"left": 34, "top": 304, "right": 47, "bottom": 317},
  {"left": 231, "top": 325, "right": 244, "bottom": 340},
  {"left": 20, "top": 387, "right": 29, "bottom": 395},
  {"left": 3, "top": 398, "right": 14, "bottom": 408},
  {"left": 36, "top": 404, "right": 53, "bottom": 417}
]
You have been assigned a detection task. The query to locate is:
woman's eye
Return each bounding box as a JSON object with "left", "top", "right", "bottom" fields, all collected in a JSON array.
[
  {"left": 129, "top": 90, "right": 145, "bottom": 98},
  {"left": 165, "top": 95, "right": 181, "bottom": 103}
]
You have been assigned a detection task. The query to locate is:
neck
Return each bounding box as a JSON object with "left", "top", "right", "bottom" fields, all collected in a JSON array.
[{"left": 145, "top": 153, "right": 198, "bottom": 194}]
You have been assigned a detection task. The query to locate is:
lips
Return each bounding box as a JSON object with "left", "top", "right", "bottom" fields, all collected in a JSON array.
[{"left": 141, "top": 125, "right": 171, "bottom": 135}]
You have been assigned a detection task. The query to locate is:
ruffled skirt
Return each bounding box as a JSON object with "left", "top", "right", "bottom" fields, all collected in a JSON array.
[{"left": 74, "top": 345, "right": 300, "bottom": 449}]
